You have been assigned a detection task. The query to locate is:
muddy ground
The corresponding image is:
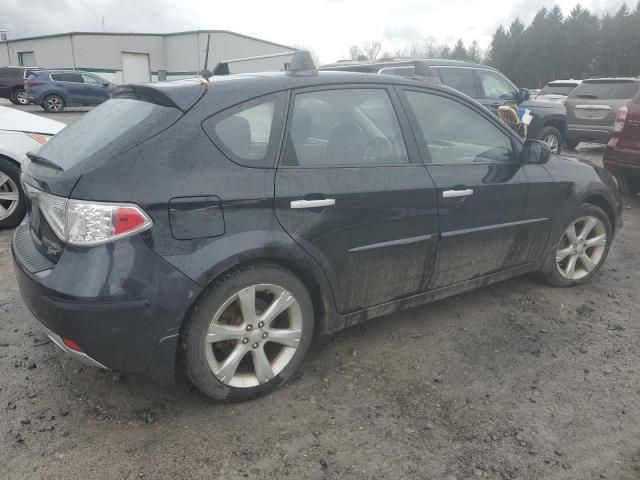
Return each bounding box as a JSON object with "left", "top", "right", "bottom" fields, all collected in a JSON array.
[{"left": 1, "top": 110, "right": 639, "bottom": 479}]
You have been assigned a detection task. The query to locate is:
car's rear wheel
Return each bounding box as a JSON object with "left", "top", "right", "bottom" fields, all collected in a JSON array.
[
  {"left": 0, "top": 157, "right": 26, "bottom": 229},
  {"left": 542, "top": 204, "right": 612, "bottom": 287},
  {"left": 182, "top": 263, "right": 314, "bottom": 401},
  {"left": 539, "top": 126, "right": 562, "bottom": 154},
  {"left": 11, "top": 88, "right": 29, "bottom": 106},
  {"left": 42, "top": 94, "right": 65, "bottom": 113},
  {"left": 617, "top": 175, "right": 640, "bottom": 195}
]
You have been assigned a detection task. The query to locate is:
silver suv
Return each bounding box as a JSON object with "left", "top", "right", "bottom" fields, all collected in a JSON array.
[{"left": 565, "top": 78, "right": 640, "bottom": 148}]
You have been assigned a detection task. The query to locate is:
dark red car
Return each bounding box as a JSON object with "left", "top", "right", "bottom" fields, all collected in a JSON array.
[{"left": 604, "top": 89, "right": 640, "bottom": 194}]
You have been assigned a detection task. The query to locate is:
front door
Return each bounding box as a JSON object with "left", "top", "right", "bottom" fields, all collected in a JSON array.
[
  {"left": 475, "top": 68, "right": 520, "bottom": 111},
  {"left": 80, "top": 74, "right": 110, "bottom": 104},
  {"left": 400, "top": 87, "right": 551, "bottom": 288},
  {"left": 275, "top": 86, "right": 439, "bottom": 313}
]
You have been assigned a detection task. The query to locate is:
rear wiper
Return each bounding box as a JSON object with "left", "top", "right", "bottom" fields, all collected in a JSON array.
[{"left": 26, "top": 152, "right": 64, "bottom": 172}]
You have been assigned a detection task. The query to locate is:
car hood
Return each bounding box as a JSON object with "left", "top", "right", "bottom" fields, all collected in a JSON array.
[{"left": 0, "top": 105, "right": 66, "bottom": 135}]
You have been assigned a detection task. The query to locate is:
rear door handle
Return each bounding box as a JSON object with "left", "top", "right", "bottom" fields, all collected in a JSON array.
[
  {"left": 290, "top": 199, "right": 335, "bottom": 209},
  {"left": 442, "top": 189, "right": 474, "bottom": 198}
]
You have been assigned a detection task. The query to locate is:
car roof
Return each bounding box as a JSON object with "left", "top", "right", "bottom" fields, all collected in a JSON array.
[
  {"left": 0, "top": 105, "right": 65, "bottom": 135},
  {"left": 582, "top": 77, "right": 640, "bottom": 83},
  {"left": 35, "top": 69, "right": 101, "bottom": 75},
  {"left": 547, "top": 79, "right": 581, "bottom": 85},
  {"left": 320, "top": 58, "right": 491, "bottom": 70}
]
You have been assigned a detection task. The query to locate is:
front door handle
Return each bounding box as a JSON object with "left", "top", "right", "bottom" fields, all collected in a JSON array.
[
  {"left": 290, "top": 199, "right": 336, "bottom": 209},
  {"left": 442, "top": 189, "right": 474, "bottom": 199}
]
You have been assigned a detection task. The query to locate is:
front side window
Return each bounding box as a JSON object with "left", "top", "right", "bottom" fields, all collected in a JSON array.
[
  {"left": 437, "top": 67, "right": 478, "bottom": 98},
  {"left": 81, "top": 74, "right": 106, "bottom": 85},
  {"left": 477, "top": 70, "right": 517, "bottom": 100},
  {"left": 405, "top": 90, "right": 514, "bottom": 164},
  {"left": 283, "top": 88, "right": 409, "bottom": 167},
  {"left": 203, "top": 93, "right": 284, "bottom": 168}
]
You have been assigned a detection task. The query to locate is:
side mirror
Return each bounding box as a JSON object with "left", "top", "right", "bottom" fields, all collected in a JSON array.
[
  {"left": 522, "top": 139, "right": 550, "bottom": 164},
  {"left": 518, "top": 88, "right": 530, "bottom": 102},
  {"left": 103, "top": 83, "right": 110, "bottom": 87}
]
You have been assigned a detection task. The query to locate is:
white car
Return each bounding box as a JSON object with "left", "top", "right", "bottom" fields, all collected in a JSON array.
[
  {"left": 535, "top": 80, "right": 582, "bottom": 104},
  {"left": 0, "top": 105, "right": 65, "bottom": 228}
]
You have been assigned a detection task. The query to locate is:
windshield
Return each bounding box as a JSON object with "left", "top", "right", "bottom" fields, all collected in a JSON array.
[
  {"left": 569, "top": 81, "right": 639, "bottom": 100},
  {"left": 36, "top": 98, "right": 181, "bottom": 170},
  {"left": 539, "top": 84, "right": 577, "bottom": 96}
]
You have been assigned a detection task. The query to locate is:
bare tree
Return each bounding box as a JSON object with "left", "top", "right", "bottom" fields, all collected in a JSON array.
[
  {"left": 348, "top": 45, "right": 362, "bottom": 60},
  {"left": 363, "top": 40, "right": 382, "bottom": 61}
]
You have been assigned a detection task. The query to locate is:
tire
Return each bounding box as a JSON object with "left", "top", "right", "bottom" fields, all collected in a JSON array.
[
  {"left": 182, "top": 262, "right": 315, "bottom": 401},
  {"left": 42, "top": 94, "right": 65, "bottom": 113},
  {"left": 566, "top": 138, "right": 579, "bottom": 150},
  {"left": 541, "top": 203, "right": 612, "bottom": 287},
  {"left": 0, "top": 157, "right": 26, "bottom": 229},
  {"left": 11, "top": 88, "right": 29, "bottom": 106},
  {"left": 617, "top": 176, "right": 640, "bottom": 195},
  {"left": 538, "top": 126, "right": 562, "bottom": 154}
]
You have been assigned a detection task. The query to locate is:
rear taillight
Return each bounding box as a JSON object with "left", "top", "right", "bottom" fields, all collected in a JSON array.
[
  {"left": 24, "top": 80, "right": 43, "bottom": 87},
  {"left": 26, "top": 133, "right": 52, "bottom": 144},
  {"left": 613, "top": 106, "right": 628, "bottom": 133},
  {"left": 38, "top": 191, "right": 152, "bottom": 246}
]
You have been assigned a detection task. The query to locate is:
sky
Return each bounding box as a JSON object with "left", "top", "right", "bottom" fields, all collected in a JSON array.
[{"left": 0, "top": 0, "right": 629, "bottom": 64}]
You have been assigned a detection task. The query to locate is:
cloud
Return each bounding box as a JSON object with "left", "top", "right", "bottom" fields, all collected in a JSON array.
[{"left": 382, "top": 23, "right": 423, "bottom": 42}]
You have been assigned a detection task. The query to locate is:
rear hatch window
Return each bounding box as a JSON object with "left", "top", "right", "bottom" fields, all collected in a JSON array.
[
  {"left": 539, "top": 84, "right": 578, "bottom": 96},
  {"left": 569, "top": 81, "right": 639, "bottom": 100},
  {"left": 35, "top": 98, "right": 181, "bottom": 171}
]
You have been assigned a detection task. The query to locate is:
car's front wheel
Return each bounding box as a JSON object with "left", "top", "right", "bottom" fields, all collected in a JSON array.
[
  {"left": 539, "top": 126, "right": 562, "bottom": 154},
  {"left": 0, "top": 157, "right": 26, "bottom": 229},
  {"left": 542, "top": 204, "right": 612, "bottom": 287},
  {"left": 182, "top": 263, "right": 314, "bottom": 401},
  {"left": 42, "top": 94, "right": 65, "bottom": 113}
]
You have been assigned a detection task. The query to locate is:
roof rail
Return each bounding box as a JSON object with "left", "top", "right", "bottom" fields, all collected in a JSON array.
[{"left": 208, "top": 50, "right": 298, "bottom": 77}]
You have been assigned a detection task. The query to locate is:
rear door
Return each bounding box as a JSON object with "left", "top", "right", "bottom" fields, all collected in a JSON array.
[
  {"left": 52, "top": 72, "right": 85, "bottom": 103},
  {"left": 399, "top": 87, "right": 553, "bottom": 288},
  {"left": 275, "top": 86, "right": 439, "bottom": 313}
]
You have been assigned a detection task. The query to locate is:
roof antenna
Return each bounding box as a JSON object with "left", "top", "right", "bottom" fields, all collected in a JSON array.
[
  {"left": 286, "top": 50, "right": 318, "bottom": 76},
  {"left": 200, "top": 33, "right": 213, "bottom": 79}
]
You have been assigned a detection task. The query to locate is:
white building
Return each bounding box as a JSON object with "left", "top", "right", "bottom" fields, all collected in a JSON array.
[{"left": 0, "top": 30, "right": 296, "bottom": 83}]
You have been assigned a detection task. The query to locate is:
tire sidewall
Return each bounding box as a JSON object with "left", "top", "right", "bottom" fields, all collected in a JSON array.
[
  {"left": 543, "top": 204, "right": 612, "bottom": 287},
  {"left": 183, "top": 263, "right": 314, "bottom": 401},
  {"left": 0, "top": 157, "right": 26, "bottom": 229}
]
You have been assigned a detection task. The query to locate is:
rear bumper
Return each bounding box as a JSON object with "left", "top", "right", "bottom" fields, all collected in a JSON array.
[
  {"left": 568, "top": 125, "right": 612, "bottom": 144},
  {"left": 12, "top": 224, "right": 201, "bottom": 384},
  {"left": 604, "top": 141, "right": 640, "bottom": 178}
]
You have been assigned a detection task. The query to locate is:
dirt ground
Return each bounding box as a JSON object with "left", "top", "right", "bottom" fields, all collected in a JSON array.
[{"left": 1, "top": 120, "right": 639, "bottom": 479}]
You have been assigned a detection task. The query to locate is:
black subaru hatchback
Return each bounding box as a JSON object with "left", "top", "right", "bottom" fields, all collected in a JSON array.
[{"left": 13, "top": 53, "right": 622, "bottom": 401}]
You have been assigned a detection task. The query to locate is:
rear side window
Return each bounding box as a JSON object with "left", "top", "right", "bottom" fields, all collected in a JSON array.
[
  {"left": 202, "top": 92, "right": 286, "bottom": 168},
  {"left": 437, "top": 67, "right": 478, "bottom": 97},
  {"left": 569, "top": 81, "right": 639, "bottom": 100},
  {"left": 36, "top": 98, "right": 181, "bottom": 170},
  {"left": 405, "top": 90, "right": 513, "bottom": 164},
  {"left": 51, "top": 73, "right": 83, "bottom": 83},
  {"left": 282, "top": 88, "right": 409, "bottom": 167}
]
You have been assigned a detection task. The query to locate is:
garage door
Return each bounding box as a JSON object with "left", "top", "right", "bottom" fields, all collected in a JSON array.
[{"left": 122, "top": 52, "right": 150, "bottom": 83}]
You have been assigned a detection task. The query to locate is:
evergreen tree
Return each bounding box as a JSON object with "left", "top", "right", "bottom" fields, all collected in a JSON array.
[{"left": 451, "top": 39, "right": 467, "bottom": 60}]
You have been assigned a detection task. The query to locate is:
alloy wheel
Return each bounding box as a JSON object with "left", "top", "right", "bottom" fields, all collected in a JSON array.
[
  {"left": 15, "top": 90, "right": 29, "bottom": 105},
  {"left": 543, "top": 134, "right": 559, "bottom": 154},
  {"left": 0, "top": 172, "right": 19, "bottom": 220},
  {"left": 46, "top": 96, "right": 63, "bottom": 112},
  {"left": 556, "top": 216, "right": 607, "bottom": 280},
  {"left": 204, "top": 284, "right": 303, "bottom": 388}
]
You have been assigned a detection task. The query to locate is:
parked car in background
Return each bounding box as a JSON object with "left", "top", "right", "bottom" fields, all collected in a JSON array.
[
  {"left": 536, "top": 80, "right": 581, "bottom": 104},
  {"left": 0, "top": 66, "right": 42, "bottom": 105},
  {"left": 319, "top": 59, "right": 568, "bottom": 153},
  {"left": 0, "top": 106, "right": 65, "bottom": 228},
  {"left": 24, "top": 70, "right": 112, "bottom": 112},
  {"left": 565, "top": 78, "right": 640, "bottom": 149},
  {"left": 604, "top": 88, "right": 640, "bottom": 194},
  {"left": 529, "top": 89, "right": 541, "bottom": 98},
  {"left": 12, "top": 54, "right": 621, "bottom": 401}
]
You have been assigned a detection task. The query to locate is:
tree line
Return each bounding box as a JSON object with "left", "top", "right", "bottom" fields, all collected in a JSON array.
[{"left": 345, "top": 3, "right": 640, "bottom": 88}]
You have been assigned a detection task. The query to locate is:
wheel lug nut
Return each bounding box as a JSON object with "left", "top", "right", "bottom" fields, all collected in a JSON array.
[
  {"left": 262, "top": 332, "right": 268, "bottom": 339},
  {"left": 246, "top": 325, "right": 253, "bottom": 331},
  {"left": 242, "top": 338, "right": 248, "bottom": 344},
  {"left": 252, "top": 343, "right": 259, "bottom": 349},
  {"left": 258, "top": 321, "right": 264, "bottom": 328}
]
